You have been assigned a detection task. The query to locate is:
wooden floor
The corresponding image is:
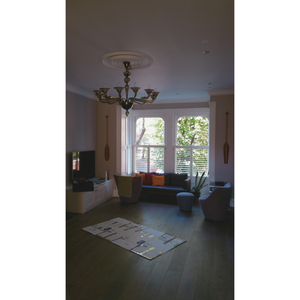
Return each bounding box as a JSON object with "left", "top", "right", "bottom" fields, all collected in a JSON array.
[{"left": 66, "top": 197, "right": 234, "bottom": 300}]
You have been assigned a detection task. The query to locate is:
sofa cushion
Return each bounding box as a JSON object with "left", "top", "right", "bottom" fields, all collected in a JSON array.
[
  {"left": 140, "top": 172, "right": 171, "bottom": 185},
  {"left": 152, "top": 175, "right": 165, "bottom": 186},
  {"left": 161, "top": 173, "right": 171, "bottom": 185},
  {"left": 144, "top": 173, "right": 154, "bottom": 185},
  {"left": 135, "top": 173, "right": 145, "bottom": 184},
  {"left": 171, "top": 173, "right": 188, "bottom": 187}
]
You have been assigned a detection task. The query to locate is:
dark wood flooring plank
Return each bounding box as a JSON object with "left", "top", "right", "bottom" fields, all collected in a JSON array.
[
  {"left": 167, "top": 209, "right": 199, "bottom": 275},
  {"left": 135, "top": 251, "right": 177, "bottom": 300},
  {"left": 73, "top": 244, "right": 133, "bottom": 300},
  {"left": 118, "top": 258, "right": 157, "bottom": 300},
  {"left": 67, "top": 236, "right": 116, "bottom": 286},
  {"left": 173, "top": 210, "right": 204, "bottom": 300},
  {"left": 193, "top": 219, "right": 215, "bottom": 300},
  {"left": 193, "top": 209, "right": 234, "bottom": 300},
  {"left": 156, "top": 270, "right": 182, "bottom": 300},
  {"left": 211, "top": 210, "right": 234, "bottom": 300},
  {"left": 98, "top": 254, "right": 155, "bottom": 300},
  {"left": 138, "top": 209, "right": 189, "bottom": 300},
  {"left": 119, "top": 204, "right": 183, "bottom": 300}
]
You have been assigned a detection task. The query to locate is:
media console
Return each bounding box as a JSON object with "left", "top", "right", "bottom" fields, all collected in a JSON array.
[{"left": 66, "top": 179, "right": 113, "bottom": 213}]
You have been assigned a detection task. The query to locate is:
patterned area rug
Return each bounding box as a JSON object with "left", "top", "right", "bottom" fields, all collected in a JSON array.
[{"left": 82, "top": 217, "right": 186, "bottom": 260}]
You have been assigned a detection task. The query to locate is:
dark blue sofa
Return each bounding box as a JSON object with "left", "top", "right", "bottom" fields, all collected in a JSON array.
[{"left": 139, "top": 172, "right": 191, "bottom": 202}]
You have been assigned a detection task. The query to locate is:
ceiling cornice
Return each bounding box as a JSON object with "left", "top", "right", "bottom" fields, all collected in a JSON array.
[
  {"left": 207, "top": 89, "right": 234, "bottom": 96},
  {"left": 66, "top": 83, "right": 98, "bottom": 101}
]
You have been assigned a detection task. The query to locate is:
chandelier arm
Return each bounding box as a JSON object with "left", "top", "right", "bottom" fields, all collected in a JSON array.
[
  {"left": 132, "top": 98, "right": 157, "bottom": 105},
  {"left": 131, "top": 99, "right": 146, "bottom": 105},
  {"left": 143, "top": 99, "right": 156, "bottom": 104},
  {"left": 94, "top": 90, "right": 114, "bottom": 101},
  {"left": 101, "top": 95, "right": 112, "bottom": 100},
  {"left": 146, "top": 99, "right": 156, "bottom": 103},
  {"left": 99, "top": 98, "right": 119, "bottom": 105},
  {"left": 141, "top": 96, "right": 150, "bottom": 100}
]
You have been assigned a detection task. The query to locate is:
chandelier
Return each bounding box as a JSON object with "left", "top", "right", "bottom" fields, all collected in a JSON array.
[{"left": 93, "top": 61, "right": 159, "bottom": 116}]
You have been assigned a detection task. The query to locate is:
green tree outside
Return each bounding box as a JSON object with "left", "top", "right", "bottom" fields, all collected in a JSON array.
[{"left": 176, "top": 116, "right": 209, "bottom": 175}]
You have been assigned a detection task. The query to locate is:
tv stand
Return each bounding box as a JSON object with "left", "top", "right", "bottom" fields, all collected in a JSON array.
[{"left": 66, "top": 179, "right": 113, "bottom": 213}]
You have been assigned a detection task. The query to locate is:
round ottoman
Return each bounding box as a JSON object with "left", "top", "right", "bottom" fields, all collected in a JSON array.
[{"left": 176, "top": 192, "right": 194, "bottom": 211}]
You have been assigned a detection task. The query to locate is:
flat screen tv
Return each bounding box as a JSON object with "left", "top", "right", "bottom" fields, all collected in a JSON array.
[{"left": 72, "top": 150, "right": 95, "bottom": 180}]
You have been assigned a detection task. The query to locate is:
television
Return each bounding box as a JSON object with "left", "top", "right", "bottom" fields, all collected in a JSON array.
[{"left": 72, "top": 150, "right": 95, "bottom": 180}]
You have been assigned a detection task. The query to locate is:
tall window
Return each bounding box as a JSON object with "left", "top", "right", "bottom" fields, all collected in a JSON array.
[
  {"left": 134, "top": 117, "right": 164, "bottom": 173},
  {"left": 125, "top": 107, "right": 211, "bottom": 178},
  {"left": 175, "top": 116, "right": 209, "bottom": 176}
]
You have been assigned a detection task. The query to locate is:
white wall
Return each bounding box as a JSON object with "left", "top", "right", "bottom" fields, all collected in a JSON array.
[{"left": 66, "top": 91, "right": 98, "bottom": 187}]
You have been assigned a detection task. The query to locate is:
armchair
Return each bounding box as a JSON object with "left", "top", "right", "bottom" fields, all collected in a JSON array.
[
  {"left": 114, "top": 175, "right": 143, "bottom": 203},
  {"left": 199, "top": 182, "right": 232, "bottom": 221}
]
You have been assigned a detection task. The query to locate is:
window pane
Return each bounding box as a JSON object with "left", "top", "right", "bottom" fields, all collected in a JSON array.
[
  {"left": 150, "top": 148, "right": 164, "bottom": 173},
  {"left": 135, "top": 147, "right": 148, "bottom": 173},
  {"left": 175, "top": 148, "right": 190, "bottom": 175},
  {"left": 192, "top": 148, "right": 209, "bottom": 176},
  {"left": 176, "top": 116, "right": 209, "bottom": 146},
  {"left": 126, "top": 117, "right": 131, "bottom": 145},
  {"left": 136, "top": 117, "right": 164, "bottom": 145},
  {"left": 127, "top": 146, "right": 132, "bottom": 174}
]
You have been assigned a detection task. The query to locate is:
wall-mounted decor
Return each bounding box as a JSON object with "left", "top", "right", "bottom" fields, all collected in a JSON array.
[{"left": 223, "top": 112, "right": 229, "bottom": 164}]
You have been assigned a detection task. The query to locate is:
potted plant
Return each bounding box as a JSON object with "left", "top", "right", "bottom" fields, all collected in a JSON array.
[{"left": 192, "top": 171, "right": 208, "bottom": 202}]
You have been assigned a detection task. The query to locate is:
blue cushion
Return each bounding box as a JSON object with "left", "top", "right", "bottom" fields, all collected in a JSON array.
[{"left": 171, "top": 173, "right": 188, "bottom": 187}]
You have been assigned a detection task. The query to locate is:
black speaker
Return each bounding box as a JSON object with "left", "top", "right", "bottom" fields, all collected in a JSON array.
[{"left": 72, "top": 181, "right": 94, "bottom": 192}]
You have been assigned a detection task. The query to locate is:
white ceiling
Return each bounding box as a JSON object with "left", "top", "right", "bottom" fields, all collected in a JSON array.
[{"left": 66, "top": 0, "right": 234, "bottom": 104}]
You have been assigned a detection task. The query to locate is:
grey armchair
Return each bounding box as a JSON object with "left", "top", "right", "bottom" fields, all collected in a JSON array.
[
  {"left": 199, "top": 182, "right": 232, "bottom": 221},
  {"left": 114, "top": 175, "right": 143, "bottom": 203}
]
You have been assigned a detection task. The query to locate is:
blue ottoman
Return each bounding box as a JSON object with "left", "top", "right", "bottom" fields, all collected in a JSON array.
[{"left": 176, "top": 192, "right": 194, "bottom": 211}]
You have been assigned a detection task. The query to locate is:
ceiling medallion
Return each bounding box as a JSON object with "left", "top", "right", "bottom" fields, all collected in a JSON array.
[{"left": 101, "top": 51, "right": 154, "bottom": 70}]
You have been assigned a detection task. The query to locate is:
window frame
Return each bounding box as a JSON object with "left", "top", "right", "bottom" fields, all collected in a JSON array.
[
  {"left": 125, "top": 107, "right": 213, "bottom": 183},
  {"left": 174, "top": 114, "right": 209, "bottom": 176},
  {"left": 132, "top": 114, "right": 166, "bottom": 174}
]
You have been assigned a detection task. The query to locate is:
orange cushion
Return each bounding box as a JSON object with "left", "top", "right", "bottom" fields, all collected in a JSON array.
[
  {"left": 135, "top": 173, "right": 145, "bottom": 184},
  {"left": 144, "top": 173, "right": 154, "bottom": 185},
  {"left": 152, "top": 175, "right": 165, "bottom": 186}
]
